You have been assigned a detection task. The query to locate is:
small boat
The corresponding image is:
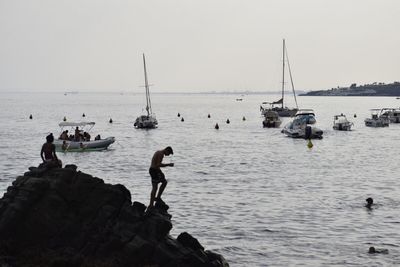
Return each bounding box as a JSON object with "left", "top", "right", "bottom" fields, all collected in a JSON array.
[
  {"left": 282, "top": 109, "right": 323, "bottom": 139},
  {"left": 262, "top": 110, "right": 282, "bottom": 128},
  {"left": 380, "top": 108, "right": 400, "bottom": 123},
  {"left": 54, "top": 122, "right": 115, "bottom": 152},
  {"left": 260, "top": 39, "right": 299, "bottom": 117},
  {"left": 333, "top": 114, "right": 353, "bottom": 131},
  {"left": 134, "top": 54, "right": 158, "bottom": 129},
  {"left": 364, "top": 109, "right": 389, "bottom": 127}
]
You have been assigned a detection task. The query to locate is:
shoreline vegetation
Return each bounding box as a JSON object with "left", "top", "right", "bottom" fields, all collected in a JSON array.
[{"left": 300, "top": 82, "right": 400, "bottom": 96}]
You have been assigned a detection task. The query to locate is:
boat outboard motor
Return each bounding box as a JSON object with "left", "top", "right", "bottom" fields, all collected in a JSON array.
[{"left": 305, "top": 126, "right": 312, "bottom": 139}]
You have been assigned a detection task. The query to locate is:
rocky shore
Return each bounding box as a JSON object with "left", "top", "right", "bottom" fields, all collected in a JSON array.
[
  {"left": 0, "top": 165, "right": 229, "bottom": 267},
  {"left": 300, "top": 82, "right": 400, "bottom": 96}
]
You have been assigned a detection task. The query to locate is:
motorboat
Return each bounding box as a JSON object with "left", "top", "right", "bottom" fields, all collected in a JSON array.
[
  {"left": 134, "top": 53, "right": 158, "bottom": 129},
  {"left": 380, "top": 108, "right": 400, "bottom": 123},
  {"left": 54, "top": 122, "right": 115, "bottom": 152},
  {"left": 364, "top": 109, "right": 389, "bottom": 127},
  {"left": 333, "top": 114, "right": 353, "bottom": 131},
  {"left": 260, "top": 39, "right": 299, "bottom": 117},
  {"left": 262, "top": 110, "right": 282, "bottom": 128},
  {"left": 281, "top": 109, "right": 323, "bottom": 139}
]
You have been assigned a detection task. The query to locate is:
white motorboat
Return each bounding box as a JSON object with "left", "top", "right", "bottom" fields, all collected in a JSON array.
[
  {"left": 281, "top": 109, "right": 323, "bottom": 139},
  {"left": 262, "top": 110, "right": 282, "bottom": 128},
  {"left": 333, "top": 114, "right": 353, "bottom": 131},
  {"left": 380, "top": 108, "right": 400, "bottom": 123},
  {"left": 54, "top": 122, "right": 115, "bottom": 152},
  {"left": 134, "top": 53, "right": 158, "bottom": 129},
  {"left": 364, "top": 109, "right": 389, "bottom": 127},
  {"left": 260, "top": 39, "right": 298, "bottom": 117}
]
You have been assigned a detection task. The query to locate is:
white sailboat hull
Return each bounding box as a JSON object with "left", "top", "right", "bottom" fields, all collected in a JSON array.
[
  {"left": 134, "top": 115, "right": 158, "bottom": 129},
  {"left": 55, "top": 137, "right": 115, "bottom": 152}
]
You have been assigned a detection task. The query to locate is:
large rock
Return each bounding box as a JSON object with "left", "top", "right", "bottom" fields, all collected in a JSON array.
[{"left": 0, "top": 165, "right": 229, "bottom": 267}]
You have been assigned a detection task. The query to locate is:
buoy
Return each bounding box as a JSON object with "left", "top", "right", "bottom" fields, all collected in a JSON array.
[
  {"left": 29, "top": 114, "right": 32, "bottom": 119},
  {"left": 307, "top": 139, "right": 313, "bottom": 149},
  {"left": 82, "top": 113, "right": 86, "bottom": 117},
  {"left": 215, "top": 123, "right": 219, "bottom": 130},
  {"left": 207, "top": 114, "right": 211, "bottom": 118},
  {"left": 63, "top": 116, "right": 67, "bottom": 122},
  {"left": 354, "top": 114, "right": 357, "bottom": 118},
  {"left": 242, "top": 116, "right": 246, "bottom": 121},
  {"left": 109, "top": 118, "right": 113, "bottom": 123},
  {"left": 226, "top": 119, "right": 230, "bottom": 124},
  {"left": 177, "top": 113, "right": 181, "bottom": 117},
  {"left": 181, "top": 117, "right": 184, "bottom": 122}
]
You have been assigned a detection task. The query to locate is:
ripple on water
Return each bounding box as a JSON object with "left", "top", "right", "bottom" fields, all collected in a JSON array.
[{"left": 1, "top": 93, "right": 400, "bottom": 266}]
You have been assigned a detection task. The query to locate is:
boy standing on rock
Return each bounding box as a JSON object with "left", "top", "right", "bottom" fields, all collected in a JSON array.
[{"left": 148, "top": 146, "right": 174, "bottom": 208}]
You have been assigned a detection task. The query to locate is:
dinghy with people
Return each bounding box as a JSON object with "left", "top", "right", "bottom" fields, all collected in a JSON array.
[{"left": 54, "top": 121, "right": 115, "bottom": 152}]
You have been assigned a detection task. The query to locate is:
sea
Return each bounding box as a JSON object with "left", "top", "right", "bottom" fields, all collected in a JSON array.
[{"left": 1, "top": 91, "right": 399, "bottom": 266}]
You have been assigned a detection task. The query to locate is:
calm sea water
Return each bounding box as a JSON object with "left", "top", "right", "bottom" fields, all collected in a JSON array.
[{"left": 1, "top": 92, "right": 399, "bottom": 266}]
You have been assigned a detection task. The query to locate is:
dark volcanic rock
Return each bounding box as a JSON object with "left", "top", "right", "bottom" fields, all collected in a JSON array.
[{"left": 0, "top": 166, "right": 229, "bottom": 267}]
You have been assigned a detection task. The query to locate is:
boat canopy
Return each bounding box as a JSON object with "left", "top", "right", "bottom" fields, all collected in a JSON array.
[{"left": 59, "top": 122, "right": 95, "bottom": 127}]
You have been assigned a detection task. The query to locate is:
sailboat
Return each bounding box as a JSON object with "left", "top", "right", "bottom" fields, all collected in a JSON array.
[
  {"left": 260, "top": 39, "right": 299, "bottom": 117},
  {"left": 134, "top": 54, "right": 158, "bottom": 129}
]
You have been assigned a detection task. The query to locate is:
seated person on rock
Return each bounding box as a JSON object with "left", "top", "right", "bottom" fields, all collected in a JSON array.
[{"left": 41, "top": 133, "right": 62, "bottom": 168}]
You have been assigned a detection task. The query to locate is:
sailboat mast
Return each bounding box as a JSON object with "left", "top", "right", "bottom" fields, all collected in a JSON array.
[
  {"left": 281, "top": 39, "right": 285, "bottom": 109},
  {"left": 285, "top": 45, "right": 299, "bottom": 109},
  {"left": 143, "top": 53, "right": 151, "bottom": 116}
]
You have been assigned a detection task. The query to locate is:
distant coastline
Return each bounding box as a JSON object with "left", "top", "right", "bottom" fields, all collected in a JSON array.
[{"left": 300, "top": 82, "right": 400, "bottom": 96}]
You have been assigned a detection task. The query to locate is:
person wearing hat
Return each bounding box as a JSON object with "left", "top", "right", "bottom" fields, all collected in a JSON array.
[
  {"left": 40, "top": 133, "right": 62, "bottom": 168},
  {"left": 148, "top": 146, "right": 174, "bottom": 208}
]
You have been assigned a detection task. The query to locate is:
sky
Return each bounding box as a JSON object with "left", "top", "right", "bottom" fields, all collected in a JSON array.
[{"left": 0, "top": 0, "right": 399, "bottom": 93}]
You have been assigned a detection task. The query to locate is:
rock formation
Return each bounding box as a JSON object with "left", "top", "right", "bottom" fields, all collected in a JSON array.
[{"left": 0, "top": 165, "right": 229, "bottom": 267}]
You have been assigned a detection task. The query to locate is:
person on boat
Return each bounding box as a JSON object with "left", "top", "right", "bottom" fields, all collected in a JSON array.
[
  {"left": 83, "top": 132, "right": 91, "bottom": 141},
  {"left": 59, "top": 130, "right": 69, "bottom": 140},
  {"left": 148, "top": 146, "right": 174, "bottom": 209},
  {"left": 40, "top": 133, "right": 62, "bottom": 168},
  {"left": 74, "top": 127, "right": 80, "bottom": 141},
  {"left": 94, "top": 134, "right": 101, "bottom": 141}
]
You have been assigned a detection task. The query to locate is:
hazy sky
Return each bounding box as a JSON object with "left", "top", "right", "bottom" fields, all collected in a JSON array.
[{"left": 0, "top": 0, "right": 399, "bottom": 92}]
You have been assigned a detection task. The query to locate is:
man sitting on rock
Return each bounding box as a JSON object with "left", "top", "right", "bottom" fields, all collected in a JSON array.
[
  {"left": 148, "top": 146, "right": 174, "bottom": 209},
  {"left": 40, "top": 133, "right": 62, "bottom": 168}
]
